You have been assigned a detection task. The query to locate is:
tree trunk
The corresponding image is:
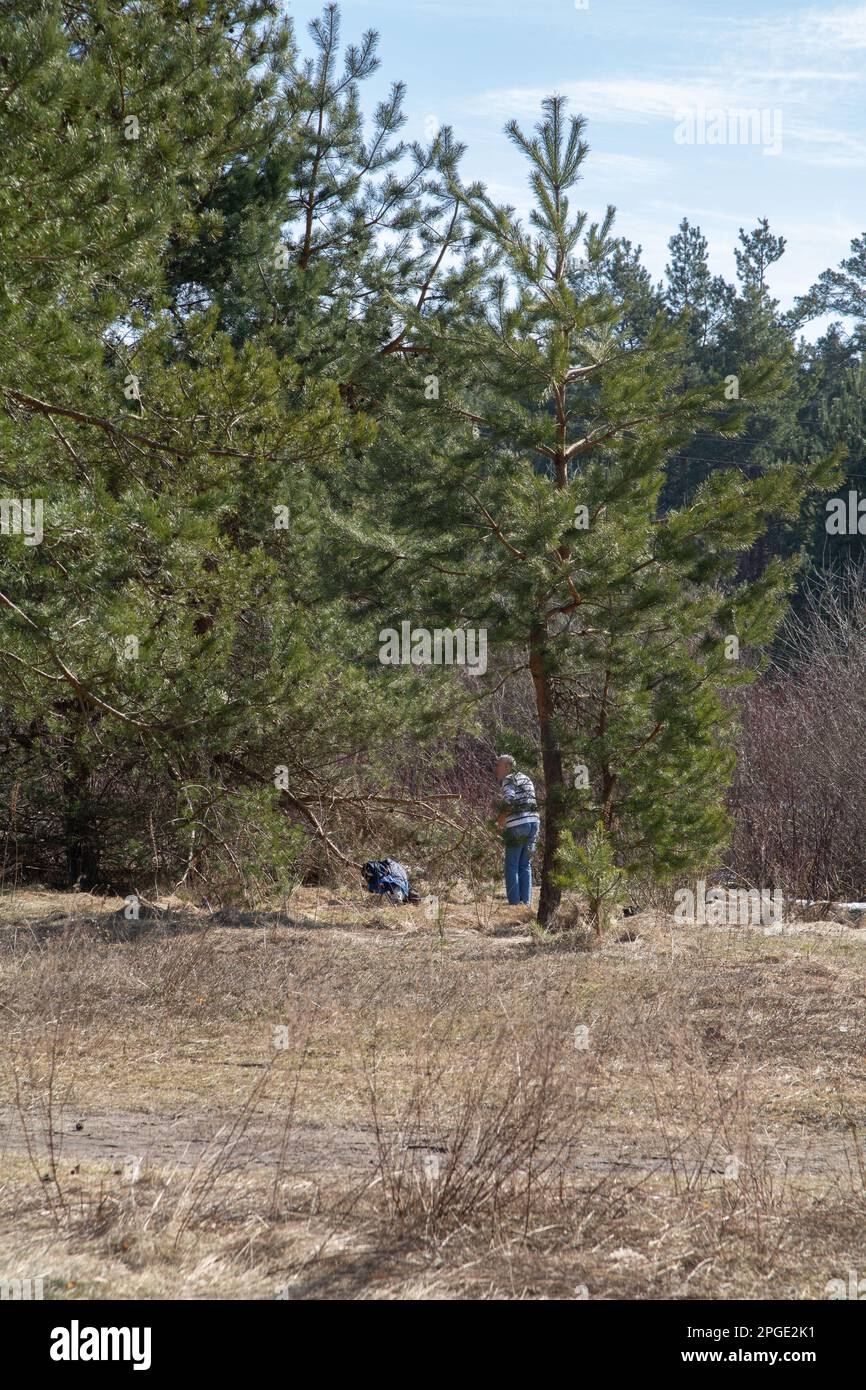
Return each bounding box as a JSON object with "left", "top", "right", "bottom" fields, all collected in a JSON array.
[{"left": 530, "top": 622, "right": 564, "bottom": 926}]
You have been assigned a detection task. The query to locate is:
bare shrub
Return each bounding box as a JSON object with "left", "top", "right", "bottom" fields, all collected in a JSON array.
[
  {"left": 358, "top": 1013, "right": 596, "bottom": 1243},
  {"left": 730, "top": 564, "right": 866, "bottom": 901}
]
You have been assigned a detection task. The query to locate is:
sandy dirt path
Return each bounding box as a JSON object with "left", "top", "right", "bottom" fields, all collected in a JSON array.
[{"left": 1, "top": 1106, "right": 860, "bottom": 1182}]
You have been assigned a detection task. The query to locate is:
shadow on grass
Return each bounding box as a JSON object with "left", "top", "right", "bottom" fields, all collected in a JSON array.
[
  {"left": 0, "top": 899, "right": 418, "bottom": 950},
  {"left": 278, "top": 1239, "right": 428, "bottom": 1300}
]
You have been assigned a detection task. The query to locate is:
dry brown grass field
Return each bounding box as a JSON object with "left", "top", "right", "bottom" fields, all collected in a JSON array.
[{"left": 2, "top": 884, "right": 866, "bottom": 1301}]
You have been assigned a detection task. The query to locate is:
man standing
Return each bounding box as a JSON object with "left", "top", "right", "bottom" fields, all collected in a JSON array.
[{"left": 495, "top": 754, "right": 540, "bottom": 908}]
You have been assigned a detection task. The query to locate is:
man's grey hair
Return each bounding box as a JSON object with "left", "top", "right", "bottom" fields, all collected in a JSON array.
[{"left": 495, "top": 753, "right": 516, "bottom": 770}]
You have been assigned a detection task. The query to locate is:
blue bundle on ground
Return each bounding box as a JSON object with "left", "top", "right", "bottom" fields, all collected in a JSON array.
[{"left": 362, "top": 858, "right": 413, "bottom": 903}]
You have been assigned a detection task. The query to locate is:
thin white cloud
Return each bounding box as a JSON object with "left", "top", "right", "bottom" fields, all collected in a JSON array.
[
  {"left": 788, "top": 149, "right": 866, "bottom": 169},
  {"left": 782, "top": 120, "right": 866, "bottom": 167},
  {"left": 801, "top": 3, "right": 866, "bottom": 50},
  {"left": 465, "top": 61, "right": 865, "bottom": 171},
  {"left": 738, "top": 69, "right": 861, "bottom": 82},
  {"left": 583, "top": 153, "right": 672, "bottom": 184},
  {"left": 465, "top": 79, "right": 746, "bottom": 126}
]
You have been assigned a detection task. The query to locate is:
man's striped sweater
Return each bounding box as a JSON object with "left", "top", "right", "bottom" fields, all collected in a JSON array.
[{"left": 498, "top": 771, "right": 539, "bottom": 830}]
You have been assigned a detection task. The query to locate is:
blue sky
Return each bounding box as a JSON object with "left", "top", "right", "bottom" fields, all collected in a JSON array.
[{"left": 284, "top": 0, "right": 865, "bottom": 328}]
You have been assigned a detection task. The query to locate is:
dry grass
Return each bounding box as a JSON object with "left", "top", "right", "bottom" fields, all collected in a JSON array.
[{"left": 1, "top": 884, "right": 866, "bottom": 1300}]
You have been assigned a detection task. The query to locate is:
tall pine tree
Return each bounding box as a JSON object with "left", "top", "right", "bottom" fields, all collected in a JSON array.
[{"left": 349, "top": 96, "right": 834, "bottom": 925}]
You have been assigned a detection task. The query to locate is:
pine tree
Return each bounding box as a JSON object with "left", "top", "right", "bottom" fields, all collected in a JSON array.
[
  {"left": 556, "top": 821, "right": 624, "bottom": 935},
  {"left": 154, "top": 3, "right": 487, "bottom": 859},
  {"left": 794, "top": 232, "right": 866, "bottom": 349},
  {"left": 1, "top": 2, "right": 479, "bottom": 886},
  {"left": 660, "top": 218, "right": 825, "bottom": 590},
  {"left": 800, "top": 345, "right": 866, "bottom": 578},
  {"left": 664, "top": 218, "right": 732, "bottom": 349},
  {"left": 0, "top": 3, "right": 363, "bottom": 885},
  {"left": 353, "top": 96, "right": 834, "bottom": 926}
]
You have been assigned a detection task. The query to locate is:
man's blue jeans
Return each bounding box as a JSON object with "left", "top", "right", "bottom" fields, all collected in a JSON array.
[{"left": 503, "top": 818, "right": 540, "bottom": 905}]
